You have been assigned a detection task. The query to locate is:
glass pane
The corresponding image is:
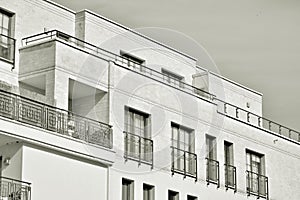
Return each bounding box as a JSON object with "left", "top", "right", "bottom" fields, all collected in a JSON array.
[{"left": 2, "top": 15, "right": 9, "bottom": 29}]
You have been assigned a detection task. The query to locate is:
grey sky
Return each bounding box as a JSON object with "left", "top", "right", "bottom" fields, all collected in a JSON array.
[{"left": 52, "top": 0, "right": 300, "bottom": 131}]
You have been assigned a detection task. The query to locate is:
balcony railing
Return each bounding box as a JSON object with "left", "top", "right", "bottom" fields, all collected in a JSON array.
[
  {"left": 224, "top": 164, "right": 237, "bottom": 192},
  {"left": 206, "top": 158, "right": 220, "bottom": 187},
  {"left": 0, "top": 89, "right": 113, "bottom": 148},
  {"left": 215, "top": 98, "right": 300, "bottom": 144},
  {"left": 246, "top": 171, "right": 269, "bottom": 199},
  {"left": 124, "top": 131, "right": 153, "bottom": 167},
  {"left": 171, "top": 146, "right": 197, "bottom": 180},
  {"left": 0, "top": 34, "right": 15, "bottom": 64},
  {"left": 22, "top": 30, "right": 215, "bottom": 102},
  {"left": 0, "top": 177, "right": 31, "bottom": 200}
]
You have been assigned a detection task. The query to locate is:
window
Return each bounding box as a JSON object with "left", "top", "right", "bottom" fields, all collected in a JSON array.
[
  {"left": 206, "top": 135, "right": 219, "bottom": 186},
  {"left": 162, "top": 68, "right": 184, "bottom": 88},
  {"left": 124, "top": 107, "right": 153, "bottom": 165},
  {"left": 143, "top": 184, "right": 154, "bottom": 200},
  {"left": 168, "top": 190, "right": 179, "bottom": 200},
  {"left": 122, "top": 178, "right": 134, "bottom": 200},
  {"left": 224, "top": 141, "right": 236, "bottom": 191},
  {"left": 187, "top": 195, "right": 197, "bottom": 200},
  {"left": 246, "top": 150, "right": 268, "bottom": 198},
  {"left": 0, "top": 9, "right": 14, "bottom": 62},
  {"left": 171, "top": 123, "right": 197, "bottom": 179}
]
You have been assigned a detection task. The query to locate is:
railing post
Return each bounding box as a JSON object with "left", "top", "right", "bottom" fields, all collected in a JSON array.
[
  {"left": 269, "top": 121, "right": 272, "bottom": 130},
  {"left": 217, "top": 161, "right": 220, "bottom": 188},
  {"left": 225, "top": 164, "right": 228, "bottom": 190},
  {"left": 183, "top": 151, "right": 186, "bottom": 179},
  {"left": 236, "top": 108, "right": 239, "bottom": 118},
  {"left": 195, "top": 154, "right": 197, "bottom": 182},
  {"left": 151, "top": 141, "right": 154, "bottom": 169},
  {"left": 206, "top": 158, "right": 209, "bottom": 185},
  {"left": 171, "top": 147, "right": 174, "bottom": 175},
  {"left": 279, "top": 125, "right": 282, "bottom": 135},
  {"left": 247, "top": 171, "right": 250, "bottom": 196},
  {"left": 124, "top": 132, "right": 128, "bottom": 161},
  {"left": 138, "top": 136, "right": 141, "bottom": 166},
  {"left": 247, "top": 112, "right": 250, "bottom": 123},
  {"left": 257, "top": 173, "right": 260, "bottom": 198},
  {"left": 258, "top": 117, "right": 261, "bottom": 127},
  {"left": 224, "top": 103, "right": 227, "bottom": 114},
  {"left": 234, "top": 167, "right": 237, "bottom": 193}
]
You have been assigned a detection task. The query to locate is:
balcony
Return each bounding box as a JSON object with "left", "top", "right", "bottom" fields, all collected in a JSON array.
[
  {"left": 224, "top": 164, "right": 237, "bottom": 192},
  {"left": 216, "top": 98, "right": 300, "bottom": 144},
  {"left": 246, "top": 171, "right": 269, "bottom": 199},
  {"left": 124, "top": 131, "right": 153, "bottom": 167},
  {"left": 21, "top": 30, "right": 215, "bottom": 102},
  {"left": 206, "top": 158, "right": 220, "bottom": 187},
  {"left": 0, "top": 89, "right": 113, "bottom": 149},
  {"left": 0, "top": 177, "right": 31, "bottom": 200},
  {"left": 0, "top": 34, "right": 15, "bottom": 64},
  {"left": 171, "top": 146, "right": 197, "bottom": 180}
]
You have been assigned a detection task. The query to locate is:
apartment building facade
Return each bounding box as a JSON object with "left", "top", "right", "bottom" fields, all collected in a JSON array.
[{"left": 0, "top": 0, "right": 299, "bottom": 200}]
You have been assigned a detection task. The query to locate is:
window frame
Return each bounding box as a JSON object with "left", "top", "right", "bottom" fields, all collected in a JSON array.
[
  {"left": 122, "top": 178, "right": 134, "bottom": 200},
  {"left": 143, "top": 183, "right": 155, "bottom": 200}
]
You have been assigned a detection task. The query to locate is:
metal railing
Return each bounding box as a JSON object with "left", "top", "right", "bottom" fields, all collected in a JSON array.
[
  {"left": 0, "top": 89, "right": 113, "bottom": 148},
  {"left": 21, "top": 30, "right": 300, "bottom": 145},
  {"left": 206, "top": 158, "right": 220, "bottom": 187},
  {"left": 215, "top": 98, "right": 300, "bottom": 143},
  {"left": 171, "top": 146, "right": 197, "bottom": 180},
  {"left": 21, "top": 30, "right": 215, "bottom": 102},
  {"left": 0, "top": 34, "right": 15, "bottom": 64},
  {"left": 224, "top": 164, "right": 237, "bottom": 192},
  {"left": 246, "top": 171, "right": 269, "bottom": 199},
  {"left": 124, "top": 131, "right": 153, "bottom": 167},
  {"left": 0, "top": 177, "right": 31, "bottom": 200}
]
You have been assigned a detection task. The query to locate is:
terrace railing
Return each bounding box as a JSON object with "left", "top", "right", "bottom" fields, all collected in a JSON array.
[
  {"left": 22, "top": 30, "right": 215, "bottom": 102},
  {"left": 124, "top": 131, "right": 153, "bottom": 167},
  {"left": 246, "top": 171, "right": 269, "bottom": 199},
  {"left": 171, "top": 146, "right": 197, "bottom": 180},
  {"left": 0, "top": 89, "right": 113, "bottom": 148},
  {"left": 206, "top": 158, "right": 220, "bottom": 187},
  {"left": 215, "top": 98, "right": 300, "bottom": 143},
  {"left": 0, "top": 176, "right": 31, "bottom": 200},
  {"left": 21, "top": 30, "right": 300, "bottom": 145},
  {"left": 0, "top": 34, "right": 15, "bottom": 64},
  {"left": 224, "top": 164, "right": 237, "bottom": 192}
]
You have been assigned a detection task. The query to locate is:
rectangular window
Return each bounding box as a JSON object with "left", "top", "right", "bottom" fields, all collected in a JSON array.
[
  {"left": 0, "top": 9, "right": 14, "bottom": 62},
  {"left": 122, "top": 178, "right": 134, "bottom": 200},
  {"left": 187, "top": 195, "right": 197, "bottom": 200},
  {"left": 143, "top": 184, "right": 154, "bottom": 200},
  {"left": 171, "top": 123, "right": 197, "bottom": 179},
  {"left": 168, "top": 190, "right": 179, "bottom": 200},
  {"left": 124, "top": 107, "right": 153, "bottom": 165},
  {"left": 246, "top": 150, "right": 268, "bottom": 198},
  {"left": 206, "top": 135, "right": 219, "bottom": 186},
  {"left": 224, "top": 141, "right": 236, "bottom": 191},
  {"left": 162, "top": 68, "right": 184, "bottom": 88}
]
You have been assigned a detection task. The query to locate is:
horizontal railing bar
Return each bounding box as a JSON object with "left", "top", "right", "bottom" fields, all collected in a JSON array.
[
  {"left": 123, "top": 131, "right": 153, "bottom": 142},
  {"left": 170, "top": 146, "right": 197, "bottom": 156},
  {"left": 205, "top": 157, "right": 219, "bottom": 163},
  {"left": 0, "top": 33, "right": 16, "bottom": 41},
  {"left": 246, "top": 170, "right": 268, "bottom": 178},
  {"left": 0, "top": 176, "right": 31, "bottom": 185}
]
